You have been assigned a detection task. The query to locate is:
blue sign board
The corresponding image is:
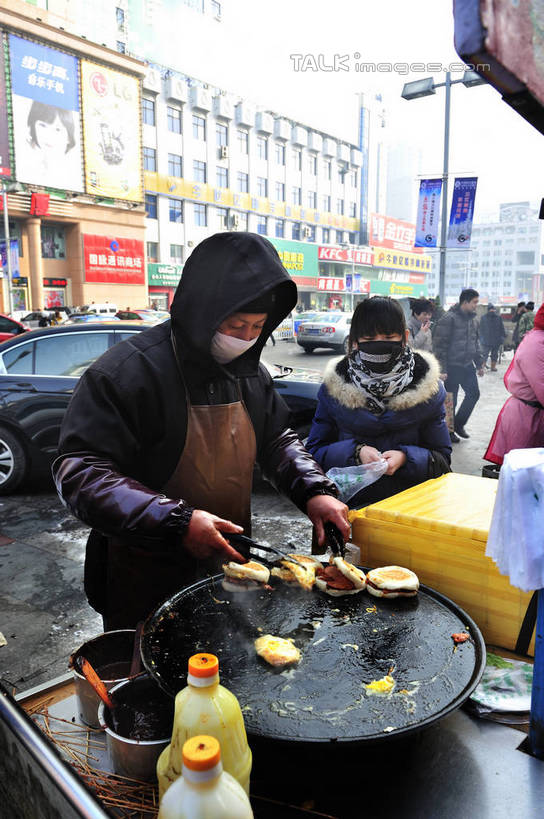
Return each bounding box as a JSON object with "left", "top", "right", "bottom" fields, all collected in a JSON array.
[
  {"left": 0, "top": 239, "right": 20, "bottom": 279},
  {"left": 447, "top": 177, "right": 478, "bottom": 249},
  {"left": 9, "top": 34, "right": 79, "bottom": 111}
]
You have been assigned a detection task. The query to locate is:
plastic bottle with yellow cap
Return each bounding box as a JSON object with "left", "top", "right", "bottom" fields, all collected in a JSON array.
[
  {"left": 158, "top": 735, "right": 253, "bottom": 819},
  {"left": 157, "top": 653, "right": 252, "bottom": 798}
]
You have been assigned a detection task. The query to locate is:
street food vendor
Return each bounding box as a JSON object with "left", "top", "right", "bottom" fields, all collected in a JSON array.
[{"left": 53, "top": 232, "right": 349, "bottom": 629}]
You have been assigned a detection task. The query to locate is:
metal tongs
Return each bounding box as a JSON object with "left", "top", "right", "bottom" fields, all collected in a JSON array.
[
  {"left": 324, "top": 522, "right": 346, "bottom": 559},
  {"left": 225, "top": 532, "right": 309, "bottom": 570}
]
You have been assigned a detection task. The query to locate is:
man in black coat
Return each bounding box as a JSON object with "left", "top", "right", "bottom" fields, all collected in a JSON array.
[
  {"left": 53, "top": 232, "right": 349, "bottom": 628},
  {"left": 479, "top": 304, "right": 506, "bottom": 371},
  {"left": 433, "top": 288, "right": 484, "bottom": 439}
]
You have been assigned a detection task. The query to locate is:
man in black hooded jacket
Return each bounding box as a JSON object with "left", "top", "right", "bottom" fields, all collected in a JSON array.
[{"left": 53, "top": 233, "right": 349, "bottom": 629}]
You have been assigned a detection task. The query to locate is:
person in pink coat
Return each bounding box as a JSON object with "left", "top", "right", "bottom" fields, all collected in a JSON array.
[{"left": 485, "top": 302, "right": 544, "bottom": 465}]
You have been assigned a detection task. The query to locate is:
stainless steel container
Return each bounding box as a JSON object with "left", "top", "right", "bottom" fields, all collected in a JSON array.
[
  {"left": 70, "top": 629, "right": 136, "bottom": 729},
  {"left": 97, "top": 675, "right": 173, "bottom": 782}
]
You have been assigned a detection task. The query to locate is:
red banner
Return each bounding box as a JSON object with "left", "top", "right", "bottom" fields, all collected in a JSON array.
[
  {"left": 318, "top": 246, "right": 373, "bottom": 265},
  {"left": 30, "top": 193, "right": 50, "bottom": 216},
  {"left": 318, "top": 277, "right": 345, "bottom": 292},
  {"left": 84, "top": 234, "right": 145, "bottom": 284},
  {"left": 369, "top": 213, "right": 422, "bottom": 253},
  {"left": 408, "top": 273, "right": 425, "bottom": 284}
]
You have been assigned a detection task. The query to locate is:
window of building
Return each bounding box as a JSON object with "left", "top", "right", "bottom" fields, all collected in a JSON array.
[
  {"left": 170, "top": 244, "right": 183, "bottom": 261},
  {"left": 306, "top": 225, "right": 316, "bottom": 241},
  {"left": 335, "top": 230, "right": 344, "bottom": 243},
  {"left": 194, "top": 203, "right": 207, "bottom": 226},
  {"left": 292, "top": 186, "right": 301, "bottom": 205},
  {"left": 349, "top": 202, "right": 357, "bottom": 218},
  {"left": 275, "top": 143, "right": 285, "bottom": 165},
  {"left": 237, "top": 129, "right": 249, "bottom": 154},
  {"left": 292, "top": 223, "right": 301, "bottom": 240},
  {"left": 41, "top": 224, "right": 66, "bottom": 259},
  {"left": 211, "top": 0, "right": 222, "bottom": 16},
  {"left": 350, "top": 170, "right": 357, "bottom": 187},
  {"left": 236, "top": 212, "right": 249, "bottom": 230},
  {"left": 275, "top": 219, "right": 285, "bottom": 238},
  {"left": 322, "top": 194, "right": 331, "bottom": 212},
  {"left": 143, "top": 146, "right": 157, "bottom": 171},
  {"left": 116, "top": 7, "right": 125, "bottom": 28},
  {"left": 169, "top": 198, "right": 183, "bottom": 223},
  {"left": 293, "top": 148, "right": 302, "bottom": 170},
  {"left": 147, "top": 241, "right": 158, "bottom": 261},
  {"left": 193, "top": 160, "right": 207, "bottom": 182},
  {"left": 307, "top": 191, "right": 317, "bottom": 209},
  {"left": 216, "top": 166, "right": 228, "bottom": 188},
  {"left": 168, "top": 153, "right": 182, "bottom": 177},
  {"left": 257, "top": 216, "right": 268, "bottom": 235},
  {"left": 308, "top": 155, "right": 317, "bottom": 175},
  {"left": 275, "top": 182, "right": 285, "bottom": 201},
  {"left": 337, "top": 199, "right": 344, "bottom": 215},
  {"left": 237, "top": 171, "right": 249, "bottom": 193},
  {"left": 348, "top": 231, "right": 357, "bottom": 244},
  {"left": 142, "top": 98, "right": 155, "bottom": 126},
  {"left": 145, "top": 194, "right": 157, "bottom": 219},
  {"left": 216, "top": 206, "right": 228, "bottom": 229},
  {"left": 216, "top": 123, "right": 228, "bottom": 146},
  {"left": 517, "top": 251, "right": 535, "bottom": 265},
  {"left": 257, "top": 135, "right": 268, "bottom": 160},
  {"left": 322, "top": 227, "right": 330, "bottom": 243},
  {"left": 324, "top": 159, "right": 331, "bottom": 179},
  {"left": 116, "top": 41, "right": 126, "bottom": 54},
  {"left": 167, "top": 106, "right": 182, "bottom": 133},
  {"left": 257, "top": 177, "right": 268, "bottom": 197},
  {"left": 494, "top": 239, "right": 502, "bottom": 245},
  {"left": 192, "top": 114, "right": 206, "bottom": 140}
]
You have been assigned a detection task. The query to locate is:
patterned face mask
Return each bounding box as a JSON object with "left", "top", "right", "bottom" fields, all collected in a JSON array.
[{"left": 347, "top": 343, "right": 416, "bottom": 414}]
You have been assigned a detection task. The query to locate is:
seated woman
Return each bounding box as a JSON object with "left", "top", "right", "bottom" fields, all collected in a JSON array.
[{"left": 306, "top": 297, "right": 452, "bottom": 508}]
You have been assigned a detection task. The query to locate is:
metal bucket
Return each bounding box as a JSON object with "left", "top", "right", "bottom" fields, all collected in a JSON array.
[
  {"left": 97, "top": 674, "right": 173, "bottom": 782},
  {"left": 70, "top": 629, "right": 136, "bottom": 728}
]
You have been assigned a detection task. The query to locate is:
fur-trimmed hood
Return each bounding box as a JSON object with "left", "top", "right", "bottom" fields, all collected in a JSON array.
[{"left": 323, "top": 350, "right": 441, "bottom": 411}]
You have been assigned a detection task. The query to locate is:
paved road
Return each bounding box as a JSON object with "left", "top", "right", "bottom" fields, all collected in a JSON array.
[{"left": 0, "top": 341, "right": 510, "bottom": 693}]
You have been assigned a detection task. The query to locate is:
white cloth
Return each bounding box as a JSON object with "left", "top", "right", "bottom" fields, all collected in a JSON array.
[{"left": 486, "top": 448, "right": 544, "bottom": 591}]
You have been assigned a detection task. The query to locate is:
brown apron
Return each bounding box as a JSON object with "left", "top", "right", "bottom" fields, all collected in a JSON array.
[{"left": 103, "top": 385, "right": 256, "bottom": 630}]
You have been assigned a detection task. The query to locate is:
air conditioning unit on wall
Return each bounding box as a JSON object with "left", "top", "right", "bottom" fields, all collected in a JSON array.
[
  {"left": 230, "top": 213, "right": 240, "bottom": 228},
  {"left": 219, "top": 145, "right": 229, "bottom": 159}
]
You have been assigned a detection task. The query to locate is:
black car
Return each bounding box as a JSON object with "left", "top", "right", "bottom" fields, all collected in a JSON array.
[{"left": 0, "top": 323, "right": 321, "bottom": 494}]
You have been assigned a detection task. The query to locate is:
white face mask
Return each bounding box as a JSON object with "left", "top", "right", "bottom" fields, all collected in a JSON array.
[{"left": 210, "top": 330, "right": 260, "bottom": 364}]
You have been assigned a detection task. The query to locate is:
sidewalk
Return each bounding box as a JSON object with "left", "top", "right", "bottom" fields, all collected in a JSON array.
[{"left": 0, "top": 356, "right": 510, "bottom": 694}]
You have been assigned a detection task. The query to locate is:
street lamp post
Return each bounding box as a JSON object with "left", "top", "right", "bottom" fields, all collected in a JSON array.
[
  {"left": 401, "top": 70, "right": 485, "bottom": 304},
  {"left": 342, "top": 242, "right": 355, "bottom": 311},
  {"left": 1, "top": 183, "right": 14, "bottom": 317}
]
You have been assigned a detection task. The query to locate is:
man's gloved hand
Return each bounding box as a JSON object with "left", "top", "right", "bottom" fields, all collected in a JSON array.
[{"left": 306, "top": 494, "right": 350, "bottom": 548}]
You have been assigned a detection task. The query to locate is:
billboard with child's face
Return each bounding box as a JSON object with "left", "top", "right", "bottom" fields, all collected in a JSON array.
[{"left": 9, "top": 34, "right": 83, "bottom": 191}]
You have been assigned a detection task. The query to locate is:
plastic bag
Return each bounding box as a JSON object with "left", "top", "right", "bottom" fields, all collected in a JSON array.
[
  {"left": 468, "top": 652, "right": 533, "bottom": 723},
  {"left": 326, "top": 459, "right": 388, "bottom": 503}
]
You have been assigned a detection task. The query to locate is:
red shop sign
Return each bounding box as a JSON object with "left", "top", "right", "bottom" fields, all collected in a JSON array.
[
  {"left": 318, "top": 277, "right": 345, "bottom": 292},
  {"left": 83, "top": 234, "right": 145, "bottom": 285}
]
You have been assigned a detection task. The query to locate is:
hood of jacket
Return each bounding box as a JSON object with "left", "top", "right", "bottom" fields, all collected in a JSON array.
[
  {"left": 323, "top": 349, "right": 441, "bottom": 411},
  {"left": 170, "top": 232, "right": 297, "bottom": 377}
]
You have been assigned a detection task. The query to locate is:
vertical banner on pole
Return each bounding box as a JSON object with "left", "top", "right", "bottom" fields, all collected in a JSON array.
[
  {"left": 447, "top": 177, "right": 478, "bottom": 248},
  {"left": 415, "top": 179, "right": 442, "bottom": 248}
]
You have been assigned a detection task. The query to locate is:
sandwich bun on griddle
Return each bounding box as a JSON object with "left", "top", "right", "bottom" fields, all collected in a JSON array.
[
  {"left": 222, "top": 560, "right": 270, "bottom": 592},
  {"left": 315, "top": 558, "right": 365, "bottom": 597},
  {"left": 365, "top": 565, "right": 419, "bottom": 598},
  {"left": 273, "top": 554, "right": 322, "bottom": 591}
]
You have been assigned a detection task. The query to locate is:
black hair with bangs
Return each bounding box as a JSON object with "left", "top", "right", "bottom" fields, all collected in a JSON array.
[{"left": 349, "top": 297, "right": 406, "bottom": 350}]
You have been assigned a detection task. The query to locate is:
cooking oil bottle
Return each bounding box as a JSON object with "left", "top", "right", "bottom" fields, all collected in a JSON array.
[
  {"left": 157, "top": 653, "right": 252, "bottom": 798},
  {"left": 158, "top": 735, "right": 253, "bottom": 819}
]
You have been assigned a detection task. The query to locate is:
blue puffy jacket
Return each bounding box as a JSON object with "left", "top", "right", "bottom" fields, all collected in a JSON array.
[{"left": 306, "top": 350, "right": 452, "bottom": 507}]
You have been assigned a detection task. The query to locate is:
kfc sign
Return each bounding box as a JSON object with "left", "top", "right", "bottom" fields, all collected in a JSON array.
[
  {"left": 318, "top": 246, "right": 373, "bottom": 266},
  {"left": 370, "top": 214, "right": 422, "bottom": 253},
  {"left": 84, "top": 234, "right": 145, "bottom": 284}
]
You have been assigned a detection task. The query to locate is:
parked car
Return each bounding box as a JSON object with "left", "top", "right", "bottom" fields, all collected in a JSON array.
[
  {"left": 80, "top": 303, "right": 118, "bottom": 315},
  {"left": 296, "top": 312, "right": 352, "bottom": 354},
  {"left": 0, "top": 313, "right": 29, "bottom": 342},
  {"left": 115, "top": 310, "right": 164, "bottom": 323},
  {"left": 0, "top": 323, "right": 322, "bottom": 494},
  {"left": 66, "top": 313, "right": 121, "bottom": 324},
  {"left": 293, "top": 311, "right": 320, "bottom": 336}
]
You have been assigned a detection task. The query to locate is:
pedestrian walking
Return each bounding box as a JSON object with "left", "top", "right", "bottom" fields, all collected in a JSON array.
[
  {"left": 485, "top": 302, "right": 544, "bottom": 465},
  {"left": 517, "top": 301, "right": 535, "bottom": 344},
  {"left": 479, "top": 304, "right": 506, "bottom": 371},
  {"left": 512, "top": 301, "right": 526, "bottom": 349},
  {"left": 306, "top": 297, "right": 451, "bottom": 508},
  {"left": 433, "top": 288, "right": 484, "bottom": 440},
  {"left": 53, "top": 232, "right": 349, "bottom": 630},
  {"left": 407, "top": 298, "right": 434, "bottom": 352}
]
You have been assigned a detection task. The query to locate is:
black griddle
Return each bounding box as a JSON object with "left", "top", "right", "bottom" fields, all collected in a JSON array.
[{"left": 141, "top": 572, "right": 485, "bottom": 746}]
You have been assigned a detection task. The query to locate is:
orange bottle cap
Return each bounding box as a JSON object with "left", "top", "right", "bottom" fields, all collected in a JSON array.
[
  {"left": 188, "top": 653, "right": 219, "bottom": 678},
  {"left": 182, "top": 735, "right": 221, "bottom": 771}
]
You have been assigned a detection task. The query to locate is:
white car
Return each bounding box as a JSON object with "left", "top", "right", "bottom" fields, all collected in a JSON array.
[{"left": 296, "top": 312, "right": 352, "bottom": 354}]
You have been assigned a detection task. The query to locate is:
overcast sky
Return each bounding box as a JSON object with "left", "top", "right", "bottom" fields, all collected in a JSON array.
[{"left": 173, "top": 0, "right": 544, "bottom": 220}]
